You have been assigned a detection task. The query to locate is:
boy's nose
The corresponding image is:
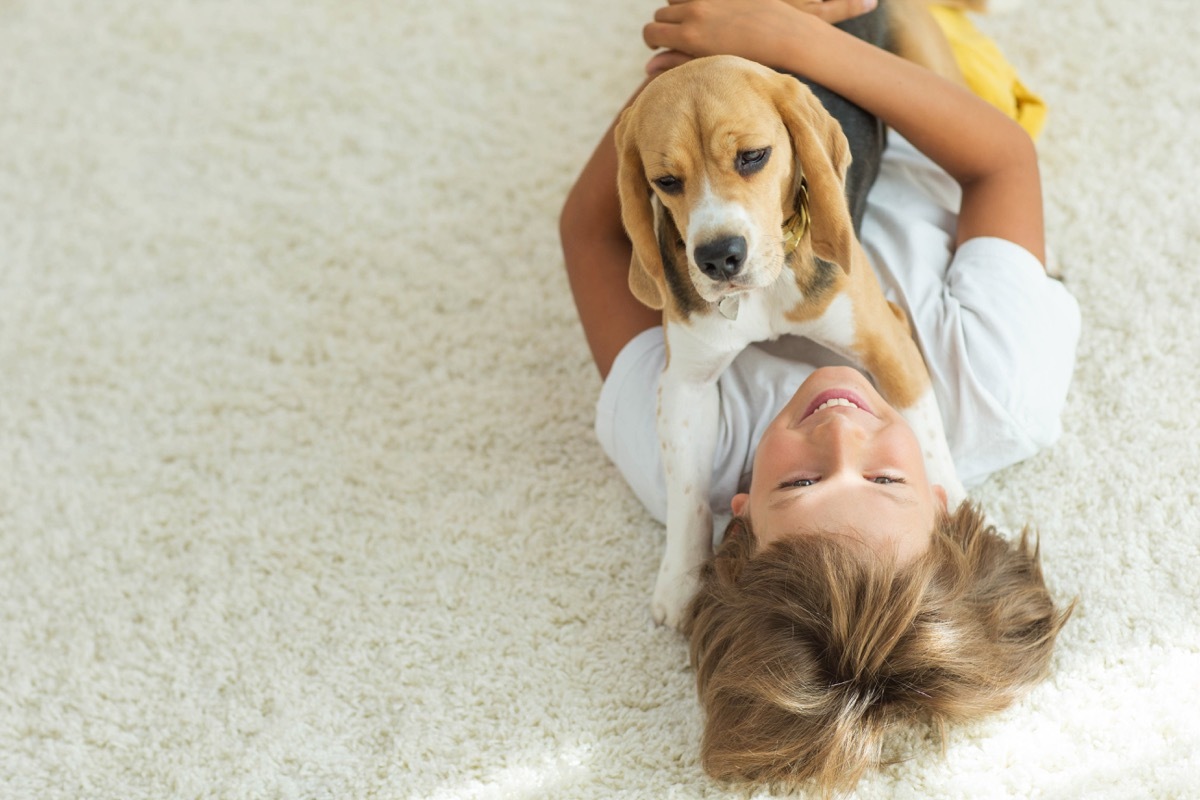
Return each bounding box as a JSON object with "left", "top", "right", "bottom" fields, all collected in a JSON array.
[{"left": 811, "top": 412, "right": 868, "bottom": 450}]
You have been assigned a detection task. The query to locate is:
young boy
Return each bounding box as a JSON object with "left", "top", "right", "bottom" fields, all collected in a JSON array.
[{"left": 559, "top": 0, "right": 1078, "bottom": 791}]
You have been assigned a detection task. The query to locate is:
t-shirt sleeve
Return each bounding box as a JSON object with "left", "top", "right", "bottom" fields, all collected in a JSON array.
[
  {"left": 594, "top": 327, "right": 670, "bottom": 523},
  {"left": 926, "top": 237, "right": 1081, "bottom": 485}
]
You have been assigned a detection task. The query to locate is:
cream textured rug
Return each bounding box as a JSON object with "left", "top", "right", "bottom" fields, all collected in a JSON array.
[{"left": 2, "top": 1, "right": 1199, "bottom": 798}]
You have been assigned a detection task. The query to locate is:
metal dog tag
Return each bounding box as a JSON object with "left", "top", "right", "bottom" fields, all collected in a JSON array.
[{"left": 718, "top": 295, "right": 740, "bottom": 321}]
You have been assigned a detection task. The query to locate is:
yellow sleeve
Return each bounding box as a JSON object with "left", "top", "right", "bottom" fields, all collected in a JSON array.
[{"left": 928, "top": 6, "right": 1048, "bottom": 140}]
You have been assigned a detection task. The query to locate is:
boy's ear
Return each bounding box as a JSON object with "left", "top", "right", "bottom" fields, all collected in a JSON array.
[
  {"left": 932, "top": 485, "right": 948, "bottom": 513},
  {"left": 731, "top": 493, "right": 749, "bottom": 517}
]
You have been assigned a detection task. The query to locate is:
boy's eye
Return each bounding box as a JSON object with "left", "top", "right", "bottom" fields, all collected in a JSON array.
[
  {"left": 871, "top": 476, "right": 906, "bottom": 485},
  {"left": 782, "top": 478, "right": 817, "bottom": 489}
]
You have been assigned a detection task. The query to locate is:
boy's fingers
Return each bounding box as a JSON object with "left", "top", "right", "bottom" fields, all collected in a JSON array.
[
  {"left": 643, "top": 21, "right": 669, "bottom": 50},
  {"left": 652, "top": 4, "right": 686, "bottom": 22},
  {"left": 643, "top": 20, "right": 689, "bottom": 52}
]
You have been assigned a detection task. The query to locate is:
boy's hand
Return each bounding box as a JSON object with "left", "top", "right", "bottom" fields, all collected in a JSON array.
[
  {"left": 644, "top": 0, "right": 876, "bottom": 76},
  {"left": 645, "top": 49, "right": 693, "bottom": 78}
]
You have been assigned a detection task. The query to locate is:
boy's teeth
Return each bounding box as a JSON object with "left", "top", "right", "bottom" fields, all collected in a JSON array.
[{"left": 816, "top": 398, "right": 859, "bottom": 412}]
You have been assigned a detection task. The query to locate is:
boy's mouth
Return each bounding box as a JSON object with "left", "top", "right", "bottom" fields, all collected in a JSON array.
[{"left": 800, "top": 389, "right": 875, "bottom": 423}]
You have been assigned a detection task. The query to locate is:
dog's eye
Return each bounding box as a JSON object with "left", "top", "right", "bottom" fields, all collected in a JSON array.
[
  {"left": 736, "top": 147, "right": 771, "bottom": 176},
  {"left": 652, "top": 175, "right": 683, "bottom": 195}
]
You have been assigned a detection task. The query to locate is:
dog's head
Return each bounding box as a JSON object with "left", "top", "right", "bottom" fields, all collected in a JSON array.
[{"left": 615, "top": 56, "right": 855, "bottom": 317}]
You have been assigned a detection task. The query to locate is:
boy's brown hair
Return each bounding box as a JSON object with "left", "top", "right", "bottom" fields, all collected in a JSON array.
[{"left": 683, "top": 502, "right": 1073, "bottom": 796}]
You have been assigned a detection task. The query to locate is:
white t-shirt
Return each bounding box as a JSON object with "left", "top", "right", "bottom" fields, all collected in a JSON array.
[{"left": 594, "top": 135, "right": 1081, "bottom": 527}]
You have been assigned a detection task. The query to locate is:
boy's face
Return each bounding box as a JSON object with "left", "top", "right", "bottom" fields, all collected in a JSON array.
[{"left": 732, "top": 366, "right": 948, "bottom": 563}]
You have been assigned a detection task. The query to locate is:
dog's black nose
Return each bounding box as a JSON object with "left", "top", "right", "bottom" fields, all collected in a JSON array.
[{"left": 695, "top": 236, "right": 747, "bottom": 281}]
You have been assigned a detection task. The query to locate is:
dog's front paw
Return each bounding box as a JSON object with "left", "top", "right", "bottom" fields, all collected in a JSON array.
[{"left": 651, "top": 561, "right": 701, "bottom": 631}]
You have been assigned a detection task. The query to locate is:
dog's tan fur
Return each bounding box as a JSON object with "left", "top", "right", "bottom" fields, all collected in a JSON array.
[
  {"left": 617, "top": 0, "right": 997, "bottom": 407},
  {"left": 888, "top": 0, "right": 987, "bottom": 87},
  {"left": 617, "top": 61, "right": 853, "bottom": 313},
  {"left": 616, "top": 58, "right": 930, "bottom": 407}
]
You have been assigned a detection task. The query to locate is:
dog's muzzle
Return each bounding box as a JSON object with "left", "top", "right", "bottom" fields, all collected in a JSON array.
[{"left": 694, "top": 235, "right": 747, "bottom": 281}]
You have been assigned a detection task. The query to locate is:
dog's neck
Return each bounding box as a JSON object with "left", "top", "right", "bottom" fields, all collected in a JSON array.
[
  {"left": 717, "top": 179, "right": 812, "bottom": 322},
  {"left": 781, "top": 177, "right": 810, "bottom": 256}
]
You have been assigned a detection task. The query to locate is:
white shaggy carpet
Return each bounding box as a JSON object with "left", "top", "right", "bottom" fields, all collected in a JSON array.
[{"left": 2, "top": 1, "right": 1198, "bottom": 798}]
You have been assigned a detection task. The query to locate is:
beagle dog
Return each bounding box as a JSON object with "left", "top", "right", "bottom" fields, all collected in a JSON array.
[{"left": 615, "top": 24, "right": 977, "bottom": 627}]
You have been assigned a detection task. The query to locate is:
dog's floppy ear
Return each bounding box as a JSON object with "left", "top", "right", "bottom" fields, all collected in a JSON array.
[
  {"left": 773, "top": 77, "right": 855, "bottom": 273},
  {"left": 614, "top": 108, "right": 666, "bottom": 310}
]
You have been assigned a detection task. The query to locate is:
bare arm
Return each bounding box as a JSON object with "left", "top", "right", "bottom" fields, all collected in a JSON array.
[{"left": 644, "top": 0, "right": 1045, "bottom": 262}]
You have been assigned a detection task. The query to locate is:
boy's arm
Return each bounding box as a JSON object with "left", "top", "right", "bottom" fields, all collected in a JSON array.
[{"left": 644, "top": 0, "right": 1045, "bottom": 262}]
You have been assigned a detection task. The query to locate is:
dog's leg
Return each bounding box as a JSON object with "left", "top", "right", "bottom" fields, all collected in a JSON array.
[
  {"left": 802, "top": 288, "right": 967, "bottom": 508},
  {"left": 653, "top": 376, "right": 718, "bottom": 628},
  {"left": 882, "top": 0, "right": 969, "bottom": 87},
  {"left": 652, "top": 326, "right": 742, "bottom": 629},
  {"left": 855, "top": 299, "right": 968, "bottom": 508},
  {"left": 898, "top": 387, "right": 967, "bottom": 509}
]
